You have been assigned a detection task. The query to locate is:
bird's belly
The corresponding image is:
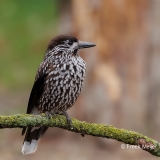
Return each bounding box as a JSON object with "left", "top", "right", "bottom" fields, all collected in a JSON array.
[{"left": 38, "top": 70, "right": 85, "bottom": 113}]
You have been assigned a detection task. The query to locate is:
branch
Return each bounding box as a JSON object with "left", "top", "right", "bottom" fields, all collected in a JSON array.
[{"left": 0, "top": 114, "right": 159, "bottom": 157}]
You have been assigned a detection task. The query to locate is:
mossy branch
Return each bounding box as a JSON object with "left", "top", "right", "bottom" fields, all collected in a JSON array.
[{"left": 0, "top": 114, "right": 159, "bottom": 157}]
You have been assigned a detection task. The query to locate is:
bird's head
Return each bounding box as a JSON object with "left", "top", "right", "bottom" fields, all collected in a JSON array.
[{"left": 45, "top": 35, "right": 96, "bottom": 58}]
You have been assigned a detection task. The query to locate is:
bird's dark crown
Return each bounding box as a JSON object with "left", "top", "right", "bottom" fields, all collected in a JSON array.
[{"left": 47, "top": 35, "right": 78, "bottom": 50}]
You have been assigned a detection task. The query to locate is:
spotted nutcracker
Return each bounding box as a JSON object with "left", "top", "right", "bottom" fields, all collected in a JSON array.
[{"left": 21, "top": 35, "right": 96, "bottom": 154}]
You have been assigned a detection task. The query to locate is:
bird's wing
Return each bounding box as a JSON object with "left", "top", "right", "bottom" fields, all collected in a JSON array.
[
  {"left": 26, "top": 63, "right": 47, "bottom": 114},
  {"left": 22, "top": 62, "right": 47, "bottom": 136},
  {"left": 26, "top": 73, "right": 47, "bottom": 114}
]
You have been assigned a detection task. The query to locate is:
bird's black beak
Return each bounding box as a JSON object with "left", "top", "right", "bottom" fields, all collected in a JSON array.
[{"left": 78, "top": 41, "right": 96, "bottom": 49}]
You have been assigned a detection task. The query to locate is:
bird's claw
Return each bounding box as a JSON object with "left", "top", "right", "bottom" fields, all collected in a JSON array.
[
  {"left": 62, "top": 111, "right": 73, "bottom": 128},
  {"left": 45, "top": 111, "right": 56, "bottom": 119}
]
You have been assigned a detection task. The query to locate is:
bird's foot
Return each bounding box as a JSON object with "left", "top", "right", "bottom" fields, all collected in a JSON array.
[
  {"left": 45, "top": 111, "right": 56, "bottom": 119},
  {"left": 62, "top": 111, "right": 73, "bottom": 128}
]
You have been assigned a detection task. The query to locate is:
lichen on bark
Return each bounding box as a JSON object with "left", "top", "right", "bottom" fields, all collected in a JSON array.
[{"left": 0, "top": 114, "right": 159, "bottom": 157}]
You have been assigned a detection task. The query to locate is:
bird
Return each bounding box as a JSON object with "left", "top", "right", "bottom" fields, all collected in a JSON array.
[{"left": 21, "top": 35, "right": 96, "bottom": 155}]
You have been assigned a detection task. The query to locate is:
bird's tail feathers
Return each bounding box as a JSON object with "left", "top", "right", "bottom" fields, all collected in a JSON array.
[{"left": 22, "top": 127, "right": 48, "bottom": 155}]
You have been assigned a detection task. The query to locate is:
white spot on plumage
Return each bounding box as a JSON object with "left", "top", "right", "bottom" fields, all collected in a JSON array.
[{"left": 63, "top": 63, "right": 66, "bottom": 70}]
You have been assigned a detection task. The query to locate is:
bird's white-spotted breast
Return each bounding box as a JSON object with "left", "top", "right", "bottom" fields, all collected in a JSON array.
[{"left": 37, "top": 51, "right": 86, "bottom": 113}]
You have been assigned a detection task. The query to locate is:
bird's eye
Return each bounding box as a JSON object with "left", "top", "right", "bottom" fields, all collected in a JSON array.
[{"left": 68, "top": 41, "right": 73, "bottom": 45}]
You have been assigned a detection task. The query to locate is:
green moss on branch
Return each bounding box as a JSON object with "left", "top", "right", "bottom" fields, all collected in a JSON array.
[{"left": 0, "top": 114, "right": 159, "bottom": 157}]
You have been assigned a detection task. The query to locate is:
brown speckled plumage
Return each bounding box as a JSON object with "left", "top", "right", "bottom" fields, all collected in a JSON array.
[{"left": 21, "top": 35, "right": 96, "bottom": 155}]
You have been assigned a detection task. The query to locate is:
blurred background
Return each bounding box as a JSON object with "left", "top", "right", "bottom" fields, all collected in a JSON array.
[{"left": 0, "top": 0, "right": 160, "bottom": 159}]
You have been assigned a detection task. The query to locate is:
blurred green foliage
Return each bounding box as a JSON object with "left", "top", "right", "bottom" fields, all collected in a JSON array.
[{"left": 0, "top": 0, "right": 59, "bottom": 90}]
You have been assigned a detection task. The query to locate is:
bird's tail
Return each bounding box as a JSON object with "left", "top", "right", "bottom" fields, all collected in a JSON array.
[{"left": 22, "top": 127, "right": 48, "bottom": 155}]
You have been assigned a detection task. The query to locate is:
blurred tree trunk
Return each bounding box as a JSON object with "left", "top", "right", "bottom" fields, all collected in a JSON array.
[
  {"left": 146, "top": 0, "right": 160, "bottom": 138},
  {"left": 71, "top": 0, "right": 154, "bottom": 140}
]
